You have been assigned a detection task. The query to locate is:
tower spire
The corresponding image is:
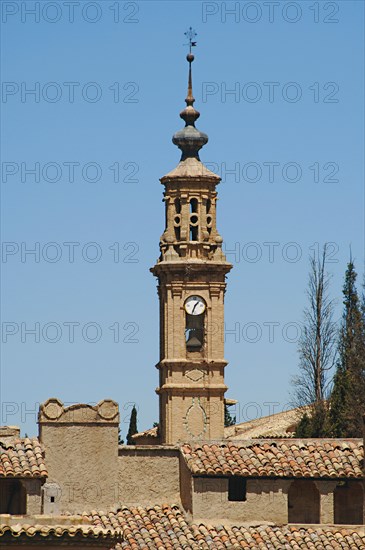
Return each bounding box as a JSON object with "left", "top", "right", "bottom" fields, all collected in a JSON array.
[
  {"left": 172, "top": 28, "right": 208, "bottom": 161},
  {"left": 185, "top": 26, "right": 196, "bottom": 109},
  {"left": 186, "top": 52, "right": 194, "bottom": 107}
]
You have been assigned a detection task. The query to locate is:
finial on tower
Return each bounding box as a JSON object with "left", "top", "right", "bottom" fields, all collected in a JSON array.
[
  {"left": 172, "top": 28, "right": 208, "bottom": 161},
  {"left": 184, "top": 27, "right": 197, "bottom": 107}
]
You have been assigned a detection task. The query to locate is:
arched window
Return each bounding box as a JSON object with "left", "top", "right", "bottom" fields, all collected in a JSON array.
[
  {"left": 190, "top": 221, "right": 198, "bottom": 241},
  {"left": 0, "top": 479, "right": 26, "bottom": 514},
  {"left": 175, "top": 198, "right": 181, "bottom": 214},
  {"left": 205, "top": 199, "right": 212, "bottom": 236},
  {"left": 184, "top": 296, "right": 206, "bottom": 352},
  {"left": 190, "top": 198, "right": 198, "bottom": 213},
  {"left": 175, "top": 226, "right": 181, "bottom": 241},
  {"left": 288, "top": 480, "right": 319, "bottom": 523},
  {"left": 334, "top": 481, "right": 363, "bottom": 524},
  {"left": 173, "top": 199, "right": 182, "bottom": 241},
  {"left": 189, "top": 199, "right": 199, "bottom": 241},
  {"left": 185, "top": 312, "right": 204, "bottom": 351}
]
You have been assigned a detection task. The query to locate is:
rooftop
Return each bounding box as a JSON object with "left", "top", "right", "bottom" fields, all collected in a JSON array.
[
  {"left": 181, "top": 439, "right": 363, "bottom": 478},
  {"left": 0, "top": 514, "right": 121, "bottom": 545},
  {"left": 0, "top": 437, "right": 47, "bottom": 478},
  {"left": 85, "top": 504, "right": 365, "bottom": 549},
  {"left": 224, "top": 406, "right": 306, "bottom": 440}
]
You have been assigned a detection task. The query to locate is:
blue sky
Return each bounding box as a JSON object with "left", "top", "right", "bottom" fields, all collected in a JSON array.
[{"left": 1, "top": 0, "right": 364, "bottom": 437}]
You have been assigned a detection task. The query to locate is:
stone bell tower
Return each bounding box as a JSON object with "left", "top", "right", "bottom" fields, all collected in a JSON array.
[{"left": 151, "top": 40, "right": 232, "bottom": 445}]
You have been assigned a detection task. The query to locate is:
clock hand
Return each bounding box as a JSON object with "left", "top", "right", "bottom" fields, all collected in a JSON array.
[{"left": 192, "top": 302, "right": 198, "bottom": 314}]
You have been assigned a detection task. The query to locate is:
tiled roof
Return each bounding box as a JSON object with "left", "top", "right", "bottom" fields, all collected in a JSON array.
[
  {"left": 0, "top": 523, "right": 120, "bottom": 542},
  {"left": 86, "top": 505, "right": 198, "bottom": 549},
  {"left": 0, "top": 438, "right": 47, "bottom": 478},
  {"left": 161, "top": 157, "right": 220, "bottom": 181},
  {"left": 225, "top": 406, "right": 306, "bottom": 440},
  {"left": 190, "top": 523, "right": 365, "bottom": 549},
  {"left": 254, "top": 431, "right": 295, "bottom": 439},
  {"left": 87, "top": 505, "right": 365, "bottom": 549},
  {"left": 181, "top": 440, "right": 363, "bottom": 478}
]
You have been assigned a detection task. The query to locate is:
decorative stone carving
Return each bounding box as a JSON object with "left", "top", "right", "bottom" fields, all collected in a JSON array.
[
  {"left": 40, "top": 398, "right": 64, "bottom": 420},
  {"left": 185, "top": 368, "right": 206, "bottom": 382},
  {"left": 98, "top": 400, "right": 119, "bottom": 420},
  {"left": 38, "top": 399, "right": 119, "bottom": 424},
  {"left": 185, "top": 398, "right": 207, "bottom": 438}
]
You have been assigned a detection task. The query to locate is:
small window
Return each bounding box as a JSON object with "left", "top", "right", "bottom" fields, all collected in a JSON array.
[
  {"left": 175, "top": 198, "right": 181, "bottom": 214},
  {"left": 190, "top": 198, "right": 198, "bottom": 213},
  {"left": 190, "top": 225, "right": 198, "bottom": 241},
  {"left": 228, "top": 477, "right": 246, "bottom": 502}
]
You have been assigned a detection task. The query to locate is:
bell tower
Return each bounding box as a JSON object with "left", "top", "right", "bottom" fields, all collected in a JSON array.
[{"left": 151, "top": 34, "right": 232, "bottom": 445}]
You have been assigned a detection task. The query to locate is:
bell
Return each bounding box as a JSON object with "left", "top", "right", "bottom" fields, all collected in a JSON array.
[{"left": 186, "top": 334, "right": 202, "bottom": 351}]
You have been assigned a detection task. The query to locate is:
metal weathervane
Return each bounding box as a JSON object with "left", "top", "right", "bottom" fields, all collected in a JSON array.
[{"left": 184, "top": 27, "right": 197, "bottom": 54}]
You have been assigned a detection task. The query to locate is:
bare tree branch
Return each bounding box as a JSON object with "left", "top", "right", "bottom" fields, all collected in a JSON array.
[{"left": 292, "top": 244, "right": 338, "bottom": 408}]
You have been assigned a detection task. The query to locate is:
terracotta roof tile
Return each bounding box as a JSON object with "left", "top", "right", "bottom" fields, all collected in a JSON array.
[
  {"left": 86, "top": 505, "right": 201, "bottom": 549},
  {"left": 181, "top": 439, "right": 363, "bottom": 478},
  {"left": 0, "top": 438, "right": 47, "bottom": 478},
  {"left": 85, "top": 505, "right": 365, "bottom": 549},
  {"left": 0, "top": 522, "right": 120, "bottom": 542}
]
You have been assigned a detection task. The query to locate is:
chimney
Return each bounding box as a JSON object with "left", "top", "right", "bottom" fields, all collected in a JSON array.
[{"left": 38, "top": 398, "right": 120, "bottom": 513}]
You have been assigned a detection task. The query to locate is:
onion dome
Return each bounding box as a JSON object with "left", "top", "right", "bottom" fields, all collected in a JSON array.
[{"left": 172, "top": 52, "right": 208, "bottom": 161}]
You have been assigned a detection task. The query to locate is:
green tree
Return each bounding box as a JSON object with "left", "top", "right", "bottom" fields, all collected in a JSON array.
[
  {"left": 295, "top": 413, "right": 311, "bottom": 438},
  {"left": 294, "top": 402, "right": 331, "bottom": 438},
  {"left": 329, "top": 260, "right": 365, "bottom": 436},
  {"left": 126, "top": 406, "right": 138, "bottom": 445},
  {"left": 328, "top": 365, "right": 350, "bottom": 437},
  {"left": 361, "top": 274, "right": 365, "bottom": 324},
  {"left": 224, "top": 403, "right": 236, "bottom": 427}
]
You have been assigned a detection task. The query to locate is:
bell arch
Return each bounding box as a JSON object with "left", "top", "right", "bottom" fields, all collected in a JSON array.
[{"left": 288, "top": 480, "right": 320, "bottom": 524}]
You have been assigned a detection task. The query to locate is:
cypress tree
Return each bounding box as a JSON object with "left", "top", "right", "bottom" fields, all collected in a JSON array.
[
  {"left": 329, "top": 261, "right": 365, "bottom": 436},
  {"left": 329, "top": 365, "right": 350, "bottom": 437},
  {"left": 294, "top": 402, "right": 330, "bottom": 438},
  {"left": 295, "top": 413, "right": 312, "bottom": 438},
  {"left": 224, "top": 403, "right": 236, "bottom": 427},
  {"left": 126, "top": 406, "right": 138, "bottom": 445}
]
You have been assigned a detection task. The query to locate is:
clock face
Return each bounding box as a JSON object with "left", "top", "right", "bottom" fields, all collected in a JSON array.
[{"left": 184, "top": 295, "right": 206, "bottom": 316}]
